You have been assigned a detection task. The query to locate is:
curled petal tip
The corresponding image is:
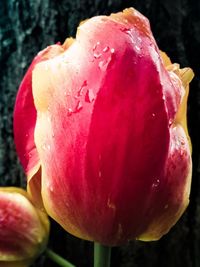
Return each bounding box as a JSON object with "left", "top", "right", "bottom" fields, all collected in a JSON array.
[{"left": 179, "top": 67, "right": 194, "bottom": 86}]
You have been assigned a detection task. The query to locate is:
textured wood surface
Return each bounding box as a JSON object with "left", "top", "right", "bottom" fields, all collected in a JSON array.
[{"left": 0, "top": 1, "right": 200, "bottom": 266}]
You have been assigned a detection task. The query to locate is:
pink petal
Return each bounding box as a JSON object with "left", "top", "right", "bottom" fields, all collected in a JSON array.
[
  {"left": 13, "top": 44, "right": 64, "bottom": 206},
  {"left": 33, "top": 8, "right": 171, "bottom": 245},
  {"left": 139, "top": 125, "right": 192, "bottom": 240},
  {"left": 0, "top": 187, "right": 49, "bottom": 264}
]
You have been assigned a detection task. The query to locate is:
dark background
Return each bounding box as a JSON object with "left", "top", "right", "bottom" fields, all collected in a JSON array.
[{"left": 0, "top": 0, "right": 200, "bottom": 266}]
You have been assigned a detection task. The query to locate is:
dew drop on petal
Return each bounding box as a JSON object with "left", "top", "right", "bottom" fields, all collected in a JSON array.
[
  {"left": 135, "top": 45, "right": 140, "bottom": 52},
  {"left": 110, "top": 48, "right": 115, "bottom": 54},
  {"left": 67, "top": 108, "right": 73, "bottom": 116},
  {"left": 85, "top": 89, "right": 95, "bottom": 103},
  {"left": 169, "top": 118, "right": 173, "bottom": 126},
  {"left": 181, "top": 139, "right": 185, "bottom": 146},
  {"left": 47, "top": 180, "right": 54, "bottom": 193},
  {"left": 103, "top": 46, "right": 109, "bottom": 52},
  {"left": 75, "top": 101, "right": 83, "bottom": 112},
  {"left": 152, "top": 179, "right": 160, "bottom": 188},
  {"left": 93, "top": 44, "right": 97, "bottom": 51},
  {"left": 94, "top": 52, "right": 102, "bottom": 59},
  {"left": 50, "top": 186, "right": 54, "bottom": 192},
  {"left": 98, "top": 56, "right": 112, "bottom": 71},
  {"left": 98, "top": 60, "right": 107, "bottom": 71},
  {"left": 78, "top": 80, "right": 87, "bottom": 96}
]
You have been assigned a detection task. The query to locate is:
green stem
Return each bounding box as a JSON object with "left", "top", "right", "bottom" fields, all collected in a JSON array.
[
  {"left": 46, "top": 249, "right": 76, "bottom": 267},
  {"left": 94, "top": 242, "right": 111, "bottom": 267}
]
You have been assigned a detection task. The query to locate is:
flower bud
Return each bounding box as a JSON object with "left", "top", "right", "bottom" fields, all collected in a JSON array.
[
  {"left": 0, "top": 187, "right": 49, "bottom": 266},
  {"left": 14, "top": 8, "right": 193, "bottom": 245}
]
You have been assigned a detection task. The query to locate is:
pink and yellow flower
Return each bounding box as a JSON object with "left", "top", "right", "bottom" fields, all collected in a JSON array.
[
  {"left": 14, "top": 8, "right": 194, "bottom": 245},
  {"left": 0, "top": 187, "right": 49, "bottom": 266}
]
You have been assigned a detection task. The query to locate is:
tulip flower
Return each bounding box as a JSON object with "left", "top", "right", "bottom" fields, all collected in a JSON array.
[
  {"left": 0, "top": 187, "right": 49, "bottom": 266},
  {"left": 14, "top": 8, "right": 194, "bottom": 246}
]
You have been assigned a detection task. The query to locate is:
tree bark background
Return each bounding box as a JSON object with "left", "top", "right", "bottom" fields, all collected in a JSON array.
[{"left": 0, "top": 0, "right": 200, "bottom": 266}]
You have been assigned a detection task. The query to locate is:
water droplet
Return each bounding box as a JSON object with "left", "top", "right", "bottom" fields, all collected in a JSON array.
[
  {"left": 107, "top": 198, "right": 116, "bottom": 210},
  {"left": 152, "top": 179, "right": 160, "bottom": 188},
  {"left": 77, "top": 80, "right": 87, "bottom": 96},
  {"left": 93, "top": 44, "right": 97, "bottom": 51},
  {"left": 25, "top": 133, "right": 29, "bottom": 138},
  {"left": 98, "top": 56, "right": 112, "bottom": 71},
  {"left": 135, "top": 45, "right": 140, "bottom": 52},
  {"left": 93, "top": 41, "right": 100, "bottom": 51},
  {"left": 103, "top": 46, "right": 109, "bottom": 52},
  {"left": 94, "top": 52, "right": 102, "bottom": 59},
  {"left": 50, "top": 186, "right": 54, "bottom": 192},
  {"left": 164, "top": 204, "right": 169, "bottom": 209},
  {"left": 151, "top": 113, "right": 156, "bottom": 119},
  {"left": 169, "top": 118, "right": 173, "bottom": 126},
  {"left": 75, "top": 101, "right": 83, "bottom": 112},
  {"left": 85, "top": 89, "right": 95, "bottom": 103},
  {"left": 121, "top": 27, "right": 131, "bottom": 34},
  {"left": 121, "top": 28, "right": 136, "bottom": 44},
  {"left": 99, "top": 171, "right": 102, "bottom": 178},
  {"left": 47, "top": 144, "right": 51, "bottom": 150},
  {"left": 67, "top": 108, "right": 73, "bottom": 116},
  {"left": 181, "top": 140, "right": 185, "bottom": 146},
  {"left": 47, "top": 180, "right": 54, "bottom": 192},
  {"left": 98, "top": 60, "right": 107, "bottom": 71},
  {"left": 110, "top": 48, "right": 115, "bottom": 54}
]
